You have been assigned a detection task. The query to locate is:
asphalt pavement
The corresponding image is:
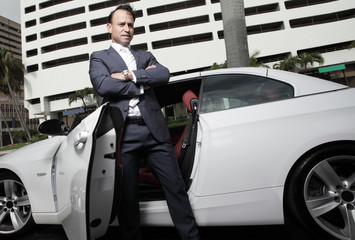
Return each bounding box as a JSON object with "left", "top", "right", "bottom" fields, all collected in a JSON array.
[{"left": 12, "top": 224, "right": 315, "bottom": 240}]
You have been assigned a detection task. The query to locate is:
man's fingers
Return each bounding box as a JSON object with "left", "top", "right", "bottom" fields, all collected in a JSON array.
[{"left": 145, "top": 65, "right": 156, "bottom": 70}]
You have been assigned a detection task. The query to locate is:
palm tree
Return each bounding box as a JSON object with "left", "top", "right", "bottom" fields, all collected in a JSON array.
[
  {"left": 0, "top": 47, "right": 31, "bottom": 142},
  {"left": 220, "top": 0, "right": 250, "bottom": 68},
  {"left": 208, "top": 61, "right": 227, "bottom": 70},
  {"left": 298, "top": 52, "right": 324, "bottom": 69},
  {"left": 68, "top": 87, "right": 96, "bottom": 112},
  {"left": 273, "top": 56, "right": 300, "bottom": 72},
  {"left": 0, "top": 106, "right": 14, "bottom": 145},
  {"left": 348, "top": 41, "right": 355, "bottom": 49},
  {"left": 250, "top": 50, "right": 269, "bottom": 68}
]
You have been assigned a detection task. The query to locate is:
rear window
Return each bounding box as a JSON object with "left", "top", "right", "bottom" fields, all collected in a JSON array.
[{"left": 200, "top": 74, "right": 294, "bottom": 113}]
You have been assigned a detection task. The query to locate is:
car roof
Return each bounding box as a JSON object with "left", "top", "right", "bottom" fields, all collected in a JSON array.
[{"left": 169, "top": 67, "right": 347, "bottom": 97}]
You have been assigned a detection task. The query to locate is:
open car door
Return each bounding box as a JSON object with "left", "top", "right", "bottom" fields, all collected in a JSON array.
[{"left": 53, "top": 104, "right": 124, "bottom": 240}]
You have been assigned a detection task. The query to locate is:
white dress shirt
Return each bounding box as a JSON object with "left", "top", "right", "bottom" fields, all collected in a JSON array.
[{"left": 111, "top": 43, "right": 143, "bottom": 117}]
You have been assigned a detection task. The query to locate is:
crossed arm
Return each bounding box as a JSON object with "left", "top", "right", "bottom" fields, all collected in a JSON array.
[
  {"left": 110, "top": 65, "right": 156, "bottom": 82},
  {"left": 89, "top": 51, "right": 170, "bottom": 98}
]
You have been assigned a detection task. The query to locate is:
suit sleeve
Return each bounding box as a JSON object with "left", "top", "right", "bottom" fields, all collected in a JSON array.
[
  {"left": 89, "top": 51, "right": 141, "bottom": 98},
  {"left": 133, "top": 51, "right": 170, "bottom": 87}
]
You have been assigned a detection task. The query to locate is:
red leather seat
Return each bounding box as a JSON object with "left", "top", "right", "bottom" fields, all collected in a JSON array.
[{"left": 139, "top": 90, "right": 198, "bottom": 185}]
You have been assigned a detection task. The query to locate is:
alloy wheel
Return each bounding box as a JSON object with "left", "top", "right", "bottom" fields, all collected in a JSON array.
[
  {"left": 304, "top": 155, "right": 355, "bottom": 240},
  {"left": 0, "top": 178, "right": 32, "bottom": 234}
]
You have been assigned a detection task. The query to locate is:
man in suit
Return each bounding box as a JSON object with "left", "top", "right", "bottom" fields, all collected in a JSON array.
[{"left": 89, "top": 4, "right": 200, "bottom": 240}]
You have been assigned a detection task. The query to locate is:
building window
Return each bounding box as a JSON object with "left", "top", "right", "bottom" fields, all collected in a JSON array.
[
  {"left": 147, "top": 0, "right": 206, "bottom": 15},
  {"left": 26, "top": 34, "right": 37, "bottom": 42},
  {"left": 90, "top": 17, "right": 107, "bottom": 27},
  {"left": 149, "top": 15, "right": 209, "bottom": 32},
  {"left": 39, "top": 0, "right": 73, "bottom": 9},
  {"left": 41, "top": 22, "right": 86, "bottom": 38},
  {"left": 27, "top": 64, "right": 39, "bottom": 73},
  {"left": 134, "top": 26, "right": 145, "bottom": 35},
  {"left": 214, "top": 3, "right": 279, "bottom": 21},
  {"left": 42, "top": 54, "right": 89, "bottom": 69},
  {"left": 297, "top": 41, "right": 355, "bottom": 55},
  {"left": 245, "top": 3, "right": 279, "bottom": 16},
  {"left": 217, "top": 21, "right": 284, "bottom": 38},
  {"left": 90, "top": 10, "right": 143, "bottom": 27},
  {"left": 28, "top": 98, "right": 40, "bottom": 104},
  {"left": 26, "top": 49, "right": 38, "bottom": 57},
  {"left": 91, "top": 33, "right": 110, "bottom": 43},
  {"left": 247, "top": 22, "right": 284, "bottom": 35},
  {"left": 285, "top": 0, "right": 337, "bottom": 9},
  {"left": 25, "top": 5, "right": 36, "bottom": 14},
  {"left": 152, "top": 32, "right": 213, "bottom": 49},
  {"left": 89, "top": 0, "right": 140, "bottom": 12},
  {"left": 40, "top": 7, "right": 85, "bottom": 24},
  {"left": 132, "top": 43, "right": 148, "bottom": 51},
  {"left": 290, "top": 8, "right": 355, "bottom": 28},
  {"left": 42, "top": 38, "right": 88, "bottom": 54},
  {"left": 257, "top": 52, "right": 292, "bottom": 64},
  {"left": 25, "top": 19, "right": 36, "bottom": 28}
]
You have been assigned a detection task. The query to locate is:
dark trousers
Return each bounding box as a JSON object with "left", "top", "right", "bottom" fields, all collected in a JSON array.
[{"left": 118, "top": 123, "right": 200, "bottom": 240}]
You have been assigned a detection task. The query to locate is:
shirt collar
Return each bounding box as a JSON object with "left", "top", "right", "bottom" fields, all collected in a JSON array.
[{"left": 111, "top": 42, "right": 131, "bottom": 53}]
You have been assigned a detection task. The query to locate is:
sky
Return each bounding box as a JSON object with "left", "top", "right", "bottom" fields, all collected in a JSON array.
[{"left": 0, "top": 0, "right": 21, "bottom": 23}]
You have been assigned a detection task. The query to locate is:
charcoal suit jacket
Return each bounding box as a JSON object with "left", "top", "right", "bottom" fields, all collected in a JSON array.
[{"left": 89, "top": 46, "right": 171, "bottom": 143}]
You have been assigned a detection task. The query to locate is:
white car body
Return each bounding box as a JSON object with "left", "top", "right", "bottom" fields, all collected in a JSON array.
[{"left": 1, "top": 68, "right": 354, "bottom": 240}]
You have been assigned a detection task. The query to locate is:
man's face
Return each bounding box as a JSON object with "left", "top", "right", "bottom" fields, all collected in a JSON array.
[{"left": 107, "top": 9, "right": 134, "bottom": 46}]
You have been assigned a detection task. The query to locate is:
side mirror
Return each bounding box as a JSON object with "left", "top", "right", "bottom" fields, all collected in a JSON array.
[{"left": 38, "top": 119, "right": 69, "bottom": 136}]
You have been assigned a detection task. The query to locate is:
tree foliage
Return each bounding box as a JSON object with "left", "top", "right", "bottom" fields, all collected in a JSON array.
[
  {"left": 0, "top": 47, "right": 31, "bottom": 143},
  {"left": 68, "top": 87, "right": 96, "bottom": 112},
  {"left": 0, "top": 48, "right": 23, "bottom": 93},
  {"left": 348, "top": 41, "right": 355, "bottom": 49},
  {"left": 250, "top": 51, "right": 269, "bottom": 68},
  {"left": 273, "top": 52, "right": 324, "bottom": 72}
]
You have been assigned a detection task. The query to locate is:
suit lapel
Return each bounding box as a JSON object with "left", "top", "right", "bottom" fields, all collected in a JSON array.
[
  {"left": 107, "top": 46, "right": 128, "bottom": 69},
  {"left": 107, "top": 46, "right": 142, "bottom": 70},
  {"left": 131, "top": 48, "right": 141, "bottom": 69}
]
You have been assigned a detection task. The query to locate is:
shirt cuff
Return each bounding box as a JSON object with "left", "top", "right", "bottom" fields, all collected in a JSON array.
[
  {"left": 131, "top": 71, "right": 137, "bottom": 83},
  {"left": 131, "top": 71, "right": 144, "bottom": 94}
]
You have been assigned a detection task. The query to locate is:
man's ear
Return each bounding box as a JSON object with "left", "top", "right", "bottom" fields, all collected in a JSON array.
[{"left": 107, "top": 23, "right": 112, "bottom": 34}]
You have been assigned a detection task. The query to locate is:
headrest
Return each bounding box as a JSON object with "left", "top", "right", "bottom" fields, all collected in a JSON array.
[{"left": 182, "top": 90, "right": 198, "bottom": 112}]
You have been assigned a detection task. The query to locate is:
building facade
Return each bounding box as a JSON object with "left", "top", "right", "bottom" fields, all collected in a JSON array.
[{"left": 20, "top": 0, "right": 355, "bottom": 120}]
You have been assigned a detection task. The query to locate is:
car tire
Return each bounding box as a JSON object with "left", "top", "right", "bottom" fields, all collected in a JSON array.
[
  {"left": 0, "top": 172, "right": 35, "bottom": 238},
  {"left": 285, "top": 143, "right": 355, "bottom": 240}
]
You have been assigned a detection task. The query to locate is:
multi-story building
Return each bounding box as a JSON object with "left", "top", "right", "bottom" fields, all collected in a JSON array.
[
  {"left": 21, "top": 0, "right": 355, "bottom": 120},
  {"left": 0, "top": 15, "right": 22, "bottom": 59},
  {"left": 0, "top": 15, "right": 35, "bottom": 145}
]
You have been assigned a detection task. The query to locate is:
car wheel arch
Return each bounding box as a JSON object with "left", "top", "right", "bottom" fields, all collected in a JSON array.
[{"left": 283, "top": 140, "right": 355, "bottom": 240}]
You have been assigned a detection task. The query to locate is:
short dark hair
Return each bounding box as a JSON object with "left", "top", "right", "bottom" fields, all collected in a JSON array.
[{"left": 107, "top": 4, "right": 136, "bottom": 23}]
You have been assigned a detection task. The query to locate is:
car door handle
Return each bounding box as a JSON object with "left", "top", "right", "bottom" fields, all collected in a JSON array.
[
  {"left": 74, "top": 131, "right": 89, "bottom": 146},
  {"left": 104, "top": 152, "right": 116, "bottom": 159}
]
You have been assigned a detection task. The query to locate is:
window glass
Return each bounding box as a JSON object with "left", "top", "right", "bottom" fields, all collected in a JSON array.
[{"left": 200, "top": 74, "right": 294, "bottom": 113}]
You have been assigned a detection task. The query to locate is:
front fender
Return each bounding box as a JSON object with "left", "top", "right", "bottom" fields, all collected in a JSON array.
[{"left": 0, "top": 136, "right": 64, "bottom": 215}]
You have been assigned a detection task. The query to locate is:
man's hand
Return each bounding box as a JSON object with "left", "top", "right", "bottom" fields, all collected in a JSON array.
[
  {"left": 146, "top": 65, "right": 156, "bottom": 70},
  {"left": 111, "top": 72, "right": 126, "bottom": 80},
  {"left": 111, "top": 65, "right": 156, "bottom": 89},
  {"left": 111, "top": 71, "right": 134, "bottom": 81}
]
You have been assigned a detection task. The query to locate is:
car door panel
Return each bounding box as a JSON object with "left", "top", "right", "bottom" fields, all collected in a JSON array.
[{"left": 54, "top": 104, "right": 123, "bottom": 240}]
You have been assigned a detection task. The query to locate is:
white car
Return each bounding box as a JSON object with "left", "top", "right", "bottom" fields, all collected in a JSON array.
[{"left": 1, "top": 68, "right": 355, "bottom": 240}]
